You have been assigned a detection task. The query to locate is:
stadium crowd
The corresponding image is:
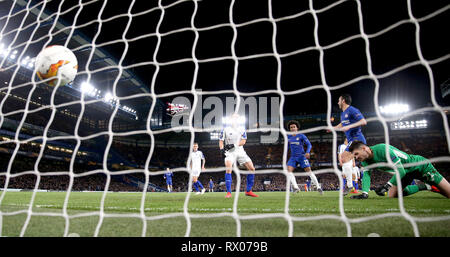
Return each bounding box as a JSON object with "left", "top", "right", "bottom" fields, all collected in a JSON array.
[{"left": 0, "top": 153, "right": 139, "bottom": 192}]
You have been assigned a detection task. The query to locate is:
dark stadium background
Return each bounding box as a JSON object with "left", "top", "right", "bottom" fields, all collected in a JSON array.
[{"left": 0, "top": 0, "right": 448, "bottom": 192}]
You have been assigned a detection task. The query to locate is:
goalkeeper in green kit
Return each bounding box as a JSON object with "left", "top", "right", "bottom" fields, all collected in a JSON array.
[{"left": 347, "top": 141, "right": 450, "bottom": 199}]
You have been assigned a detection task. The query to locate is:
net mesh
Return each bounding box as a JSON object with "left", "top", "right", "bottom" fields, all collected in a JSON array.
[{"left": 0, "top": 0, "right": 449, "bottom": 237}]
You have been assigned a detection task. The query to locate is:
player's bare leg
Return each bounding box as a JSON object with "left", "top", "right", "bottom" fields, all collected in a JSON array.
[
  {"left": 287, "top": 165, "right": 301, "bottom": 193},
  {"left": 243, "top": 161, "right": 258, "bottom": 197},
  {"left": 434, "top": 177, "right": 450, "bottom": 198},
  {"left": 304, "top": 167, "right": 323, "bottom": 195}
]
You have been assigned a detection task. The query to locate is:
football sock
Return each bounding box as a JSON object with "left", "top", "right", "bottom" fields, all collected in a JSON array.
[
  {"left": 246, "top": 174, "right": 255, "bottom": 192},
  {"left": 353, "top": 167, "right": 360, "bottom": 189},
  {"left": 353, "top": 180, "right": 358, "bottom": 190},
  {"left": 308, "top": 172, "right": 320, "bottom": 189},
  {"left": 288, "top": 172, "right": 299, "bottom": 189},
  {"left": 225, "top": 173, "right": 232, "bottom": 193},
  {"left": 193, "top": 181, "right": 199, "bottom": 192},
  {"left": 197, "top": 181, "right": 204, "bottom": 189}
]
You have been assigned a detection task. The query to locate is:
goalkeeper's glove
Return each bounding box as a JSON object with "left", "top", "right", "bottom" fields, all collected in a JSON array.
[
  {"left": 224, "top": 144, "right": 235, "bottom": 151},
  {"left": 375, "top": 183, "right": 392, "bottom": 196},
  {"left": 350, "top": 192, "right": 368, "bottom": 199}
]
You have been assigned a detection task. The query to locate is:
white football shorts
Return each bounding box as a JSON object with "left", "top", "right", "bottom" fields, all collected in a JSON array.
[
  {"left": 191, "top": 168, "right": 201, "bottom": 177},
  {"left": 225, "top": 149, "right": 252, "bottom": 166}
]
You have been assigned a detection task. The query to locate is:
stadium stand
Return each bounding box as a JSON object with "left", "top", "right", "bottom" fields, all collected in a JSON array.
[{"left": 1, "top": 127, "right": 448, "bottom": 193}]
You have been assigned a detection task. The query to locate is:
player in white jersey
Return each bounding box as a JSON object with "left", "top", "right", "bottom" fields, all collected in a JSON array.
[
  {"left": 338, "top": 138, "right": 358, "bottom": 194},
  {"left": 190, "top": 142, "right": 206, "bottom": 195},
  {"left": 219, "top": 113, "right": 258, "bottom": 198}
]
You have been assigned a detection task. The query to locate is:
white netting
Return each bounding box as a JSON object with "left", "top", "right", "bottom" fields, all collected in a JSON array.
[{"left": 0, "top": 0, "right": 449, "bottom": 237}]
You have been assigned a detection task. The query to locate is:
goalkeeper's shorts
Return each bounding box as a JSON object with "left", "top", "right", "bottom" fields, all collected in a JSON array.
[{"left": 416, "top": 159, "right": 443, "bottom": 186}]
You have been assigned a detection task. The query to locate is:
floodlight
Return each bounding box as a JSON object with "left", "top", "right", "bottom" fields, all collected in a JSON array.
[
  {"left": 104, "top": 92, "right": 113, "bottom": 102},
  {"left": 379, "top": 103, "right": 409, "bottom": 115}
]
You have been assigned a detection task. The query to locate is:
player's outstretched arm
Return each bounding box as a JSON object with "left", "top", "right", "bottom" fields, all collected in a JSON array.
[
  {"left": 326, "top": 122, "right": 341, "bottom": 133},
  {"left": 387, "top": 164, "right": 407, "bottom": 187},
  {"left": 340, "top": 118, "right": 367, "bottom": 132},
  {"left": 375, "top": 163, "right": 407, "bottom": 197},
  {"left": 332, "top": 123, "right": 343, "bottom": 131}
]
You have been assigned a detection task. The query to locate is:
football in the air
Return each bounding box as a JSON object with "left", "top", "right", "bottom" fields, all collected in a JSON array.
[{"left": 35, "top": 45, "right": 78, "bottom": 87}]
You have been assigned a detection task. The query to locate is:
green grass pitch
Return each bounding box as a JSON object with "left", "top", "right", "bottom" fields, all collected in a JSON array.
[{"left": 0, "top": 190, "right": 449, "bottom": 237}]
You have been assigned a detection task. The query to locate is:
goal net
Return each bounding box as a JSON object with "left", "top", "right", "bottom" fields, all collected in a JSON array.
[{"left": 0, "top": 0, "right": 449, "bottom": 238}]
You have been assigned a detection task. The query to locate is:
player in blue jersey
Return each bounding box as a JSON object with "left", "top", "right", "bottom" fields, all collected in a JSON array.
[
  {"left": 305, "top": 178, "right": 311, "bottom": 191},
  {"left": 333, "top": 94, "right": 367, "bottom": 195},
  {"left": 163, "top": 168, "right": 173, "bottom": 193},
  {"left": 208, "top": 177, "right": 214, "bottom": 192},
  {"left": 287, "top": 120, "right": 323, "bottom": 194}
]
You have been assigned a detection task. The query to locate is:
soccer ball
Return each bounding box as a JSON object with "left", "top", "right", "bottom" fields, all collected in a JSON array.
[{"left": 35, "top": 45, "right": 78, "bottom": 87}]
